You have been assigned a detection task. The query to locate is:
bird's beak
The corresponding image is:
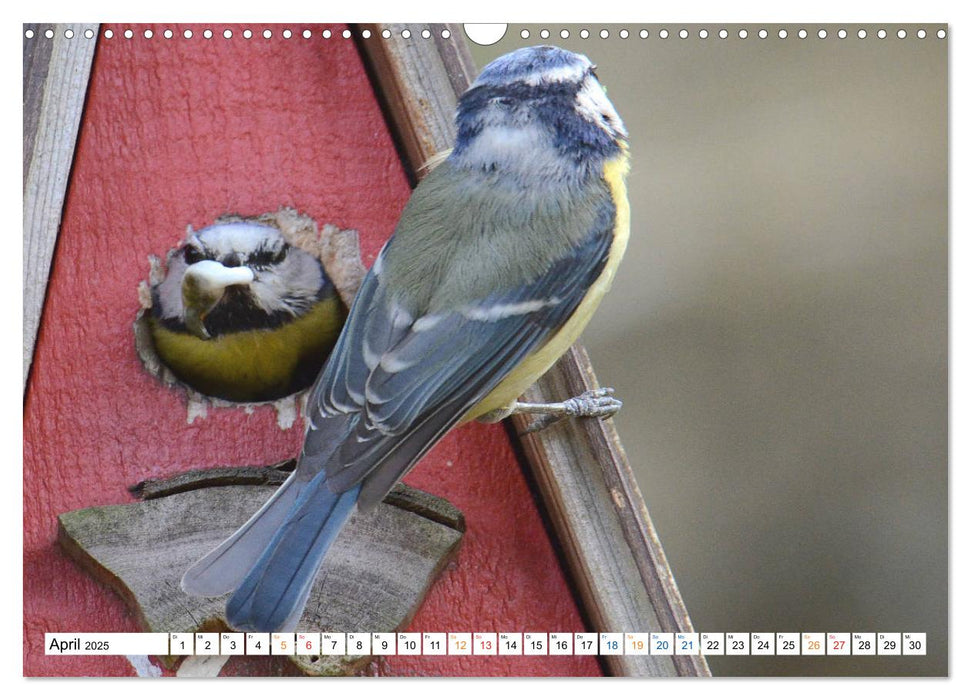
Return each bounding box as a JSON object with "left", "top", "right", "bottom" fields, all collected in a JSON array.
[{"left": 182, "top": 260, "right": 255, "bottom": 339}]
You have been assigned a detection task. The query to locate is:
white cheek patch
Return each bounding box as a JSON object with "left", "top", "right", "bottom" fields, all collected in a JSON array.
[
  {"left": 575, "top": 77, "right": 625, "bottom": 134},
  {"left": 247, "top": 250, "right": 324, "bottom": 315}
]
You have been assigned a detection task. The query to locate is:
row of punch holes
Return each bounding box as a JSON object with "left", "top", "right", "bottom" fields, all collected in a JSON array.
[
  {"left": 24, "top": 27, "right": 452, "bottom": 40},
  {"left": 24, "top": 26, "right": 948, "bottom": 42},
  {"left": 520, "top": 27, "right": 946, "bottom": 41}
]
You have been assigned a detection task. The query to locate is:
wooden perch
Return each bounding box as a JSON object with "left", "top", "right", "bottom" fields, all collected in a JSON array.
[
  {"left": 357, "top": 24, "right": 710, "bottom": 677},
  {"left": 512, "top": 347, "right": 709, "bottom": 677},
  {"left": 58, "top": 466, "right": 464, "bottom": 676}
]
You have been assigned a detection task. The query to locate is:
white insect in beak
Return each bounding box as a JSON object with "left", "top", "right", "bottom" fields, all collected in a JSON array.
[
  {"left": 182, "top": 260, "right": 256, "bottom": 339},
  {"left": 184, "top": 259, "right": 255, "bottom": 292}
]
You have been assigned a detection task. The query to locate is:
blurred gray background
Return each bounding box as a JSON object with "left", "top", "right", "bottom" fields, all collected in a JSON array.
[{"left": 470, "top": 24, "right": 947, "bottom": 676}]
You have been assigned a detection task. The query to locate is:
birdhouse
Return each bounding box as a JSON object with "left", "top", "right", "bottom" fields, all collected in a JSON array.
[{"left": 23, "top": 23, "right": 702, "bottom": 678}]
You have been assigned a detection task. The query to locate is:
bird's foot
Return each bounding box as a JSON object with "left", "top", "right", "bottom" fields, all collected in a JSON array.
[
  {"left": 476, "top": 388, "right": 622, "bottom": 431},
  {"left": 512, "top": 387, "right": 623, "bottom": 433}
]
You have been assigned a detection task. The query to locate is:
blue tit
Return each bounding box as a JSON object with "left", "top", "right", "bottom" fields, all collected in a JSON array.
[
  {"left": 149, "top": 221, "right": 345, "bottom": 403},
  {"left": 181, "top": 45, "right": 630, "bottom": 632}
]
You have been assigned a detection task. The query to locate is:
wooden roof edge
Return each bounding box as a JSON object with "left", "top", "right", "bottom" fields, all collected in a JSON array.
[{"left": 23, "top": 23, "right": 99, "bottom": 393}]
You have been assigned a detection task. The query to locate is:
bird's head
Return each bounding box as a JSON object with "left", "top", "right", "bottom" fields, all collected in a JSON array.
[
  {"left": 153, "top": 222, "right": 327, "bottom": 339},
  {"left": 452, "top": 45, "right": 627, "bottom": 180}
]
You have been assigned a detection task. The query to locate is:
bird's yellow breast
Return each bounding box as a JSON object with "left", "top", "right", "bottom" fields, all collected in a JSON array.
[
  {"left": 149, "top": 295, "right": 345, "bottom": 403},
  {"left": 466, "top": 150, "right": 631, "bottom": 420}
]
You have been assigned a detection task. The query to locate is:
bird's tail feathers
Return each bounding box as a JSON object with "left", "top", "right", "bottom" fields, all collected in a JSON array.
[
  {"left": 225, "top": 475, "right": 360, "bottom": 632},
  {"left": 181, "top": 469, "right": 306, "bottom": 597}
]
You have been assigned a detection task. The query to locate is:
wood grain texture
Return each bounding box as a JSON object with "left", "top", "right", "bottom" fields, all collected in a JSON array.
[
  {"left": 23, "top": 23, "right": 98, "bottom": 390},
  {"left": 356, "top": 24, "right": 476, "bottom": 178},
  {"left": 358, "top": 25, "right": 709, "bottom": 677},
  {"left": 59, "top": 476, "right": 464, "bottom": 676},
  {"left": 513, "top": 347, "right": 710, "bottom": 677}
]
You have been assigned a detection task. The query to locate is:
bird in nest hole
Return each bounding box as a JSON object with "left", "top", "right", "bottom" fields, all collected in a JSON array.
[{"left": 149, "top": 221, "right": 346, "bottom": 403}]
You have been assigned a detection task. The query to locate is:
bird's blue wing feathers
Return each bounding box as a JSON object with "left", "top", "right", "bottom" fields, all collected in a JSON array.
[
  {"left": 312, "top": 218, "right": 614, "bottom": 507},
  {"left": 197, "top": 203, "right": 613, "bottom": 632},
  {"left": 307, "top": 255, "right": 385, "bottom": 417}
]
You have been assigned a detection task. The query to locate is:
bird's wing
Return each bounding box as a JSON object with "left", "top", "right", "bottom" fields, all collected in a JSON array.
[{"left": 301, "top": 214, "right": 615, "bottom": 510}]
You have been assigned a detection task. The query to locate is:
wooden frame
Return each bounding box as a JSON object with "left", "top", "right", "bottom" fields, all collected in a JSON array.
[
  {"left": 356, "top": 24, "right": 710, "bottom": 677},
  {"left": 23, "top": 23, "right": 99, "bottom": 390}
]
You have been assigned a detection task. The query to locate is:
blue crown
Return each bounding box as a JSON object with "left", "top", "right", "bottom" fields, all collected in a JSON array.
[
  {"left": 452, "top": 45, "right": 621, "bottom": 179},
  {"left": 473, "top": 45, "right": 592, "bottom": 88}
]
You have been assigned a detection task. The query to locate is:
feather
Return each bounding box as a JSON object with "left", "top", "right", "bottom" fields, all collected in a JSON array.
[
  {"left": 181, "top": 470, "right": 306, "bottom": 597},
  {"left": 225, "top": 479, "right": 361, "bottom": 632}
]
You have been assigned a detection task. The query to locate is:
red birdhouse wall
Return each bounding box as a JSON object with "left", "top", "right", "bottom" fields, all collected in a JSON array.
[{"left": 23, "top": 23, "right": 600, "bottom": 677}]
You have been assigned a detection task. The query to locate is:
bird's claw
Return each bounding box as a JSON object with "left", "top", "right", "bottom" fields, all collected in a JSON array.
[
  {"left": 520, "top": 387, "right": 623, "bottom": 433},
  {"left": 561, "top": 387, "right": 623, "bottom": 418}
]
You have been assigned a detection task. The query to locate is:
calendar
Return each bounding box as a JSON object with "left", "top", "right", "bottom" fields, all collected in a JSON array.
[
  {"left": 45, "top": 632, "right": 928, "bottom": 657},
  {"left": 24, "top": 16, "right": 947, "bottom": 681}
]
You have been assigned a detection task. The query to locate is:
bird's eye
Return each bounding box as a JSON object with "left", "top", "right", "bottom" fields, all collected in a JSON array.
[
  {"left": 249, "top": 244, "right": 288, "bottom": 268},
  {"left": 183, "top": 246, "right": 206, "bottom": 265}
]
